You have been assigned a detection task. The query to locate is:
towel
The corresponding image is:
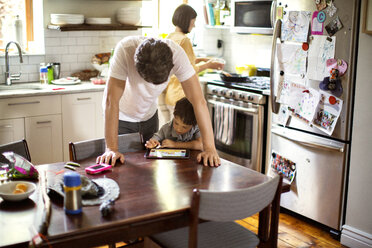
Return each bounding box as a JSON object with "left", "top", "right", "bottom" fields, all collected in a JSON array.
[{"left": 214, "top": 102, "right": 235, "bottom": 145}]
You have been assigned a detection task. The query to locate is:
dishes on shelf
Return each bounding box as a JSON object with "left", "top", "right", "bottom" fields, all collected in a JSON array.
[
  {"left": 86, "top": 17, "right": 111, "bottom": 25},
  {"left": 117, "top": 7, "right": 141, "bottom": 26},
  {"left": 51, "top": 14, "right": 84, "bottom": 25}
]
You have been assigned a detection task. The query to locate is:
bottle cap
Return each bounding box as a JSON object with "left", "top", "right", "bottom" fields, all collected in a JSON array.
[
  {"left": 64, "top": 172, "right": 81, "bottom": 187},
  {"left": 40, "top": 67, "right": 48, "bottom": 73}
]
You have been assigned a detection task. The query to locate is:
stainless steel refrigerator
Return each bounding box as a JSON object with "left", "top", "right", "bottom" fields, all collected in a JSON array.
[{"left": 266, "top": 0, "right": 360, "bottom": 234}]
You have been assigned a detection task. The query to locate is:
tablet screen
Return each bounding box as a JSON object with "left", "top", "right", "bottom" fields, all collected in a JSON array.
[{"left": 146, "top": 148, "right": 189, "bottom": 159}]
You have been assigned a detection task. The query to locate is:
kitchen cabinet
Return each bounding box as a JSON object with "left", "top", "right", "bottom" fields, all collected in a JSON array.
[
  {"left": 0, "top": 118, "right": 25, "bottom": 144},
  {"left": 25, "top": 115, "right": 63, "bottom": 164},
  {"left": 0, "top": 95, "right": 63, "bottom": 165},
  {"left": 62, "top": 91, "right": 104, "bottom": 161}
]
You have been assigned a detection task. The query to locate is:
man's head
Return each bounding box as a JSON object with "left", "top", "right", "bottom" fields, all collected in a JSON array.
[
  {"left": 135, "top": 38, "right": 174, "bottom": 84},
  {"left": 173, "top": 97, "right": 197, "bottom": 135}
]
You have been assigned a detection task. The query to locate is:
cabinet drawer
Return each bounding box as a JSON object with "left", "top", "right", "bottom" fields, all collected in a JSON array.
[{"left": 0, "top": 95, "right": 61, "bottom": 119}]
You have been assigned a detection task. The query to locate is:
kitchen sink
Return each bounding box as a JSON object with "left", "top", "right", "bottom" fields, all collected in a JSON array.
[{"left": 0, "top": 83, "right": 46, "bottom": 91}]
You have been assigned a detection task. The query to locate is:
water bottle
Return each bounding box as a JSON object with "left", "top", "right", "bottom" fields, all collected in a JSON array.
[
  {"left": 40, "top": 67, "right": 48, "bottom": 84},
  {"left": 63, "top": 172, "right": 82, "bottom": 215}
]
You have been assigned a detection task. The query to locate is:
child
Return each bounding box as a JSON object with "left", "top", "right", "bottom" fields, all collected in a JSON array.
[{"left": 145, "top": 97, "right": 203, "bottom": 150}]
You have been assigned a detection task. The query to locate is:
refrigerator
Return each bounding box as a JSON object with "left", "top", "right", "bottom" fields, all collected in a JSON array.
[{"left": 266, "top": 0, "right": 360, "bottom": 235}]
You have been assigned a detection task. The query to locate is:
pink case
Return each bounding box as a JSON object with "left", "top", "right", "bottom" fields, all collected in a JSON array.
[{"left": 85, "top": 163, "right": 112, "bottom": 174}]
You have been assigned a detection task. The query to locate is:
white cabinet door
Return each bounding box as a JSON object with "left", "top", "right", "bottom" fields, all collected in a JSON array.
[
  {"left": 25, "top": 114, "right": 63, "bottom": 165},
  {"left": 0, "top": 118, "right": 25, "bottom": 145},
  {"left": 95, "top": 91, "right": 104, "bottom": 138},
  {"left": 62, "top": 92, "right": 104, "bottom": 161}
]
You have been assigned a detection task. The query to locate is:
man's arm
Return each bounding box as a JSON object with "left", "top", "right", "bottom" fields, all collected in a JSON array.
[
  {"left": 181, "top": 74, "right": 220, "bottom": 166},
  {"left": 96, "top": 76, "right": 126, "bottom": 166}
]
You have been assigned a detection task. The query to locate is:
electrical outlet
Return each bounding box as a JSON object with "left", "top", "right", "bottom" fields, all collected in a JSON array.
[{"left": 217, "top": 39, "right": 223, "bottom": 48}]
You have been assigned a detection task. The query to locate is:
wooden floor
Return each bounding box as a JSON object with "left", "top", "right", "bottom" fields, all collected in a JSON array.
[
  {"left": 96, "top": 211, "right": 348, "bottom": 248},
  {"left": 237, "top": 212, "right": 348, "bottom": 248}
]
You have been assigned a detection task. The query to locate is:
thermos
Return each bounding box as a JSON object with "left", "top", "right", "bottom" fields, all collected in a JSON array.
[{"left": 63, "top": 172, "right": 82, "bottom": 214}]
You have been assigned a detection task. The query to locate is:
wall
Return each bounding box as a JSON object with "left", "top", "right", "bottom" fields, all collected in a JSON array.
[
  {"left": 0, "top": 29, "right": 141, "bottom": 84},
  {"left": 340, "top": 0, "right": 372, "bottom": 246},
  {"left": 193, "top": 27, "right": 272, "bottom": 72}
]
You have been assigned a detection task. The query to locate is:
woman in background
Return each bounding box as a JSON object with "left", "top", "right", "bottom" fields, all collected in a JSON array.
[{"left": 163, "top": 4, "right": 225, "bottom": 120}]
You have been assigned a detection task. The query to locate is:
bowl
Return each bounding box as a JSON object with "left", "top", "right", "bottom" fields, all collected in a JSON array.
[{"left": 0, "top": 181, "right": 36, "bottom": 202}]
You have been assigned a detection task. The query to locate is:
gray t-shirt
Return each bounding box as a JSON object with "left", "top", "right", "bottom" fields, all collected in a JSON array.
[{"left": 152, "top": 120, "right": 200, "bottom": 142}]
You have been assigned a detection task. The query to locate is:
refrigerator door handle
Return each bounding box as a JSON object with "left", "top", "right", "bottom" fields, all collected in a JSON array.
[
  {"left": 272, "top": 128, "right": 345, "bottom": 152},
  {"left": 270, "top": 19, "right": 281, "bottom": 114},
  {"left": 270, "top": 0, "right": 277, "bottom": 28}
]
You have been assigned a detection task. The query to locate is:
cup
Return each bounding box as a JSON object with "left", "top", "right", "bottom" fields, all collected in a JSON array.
[
  {"left": 52, "top": 62, "right": 61, "bottom": 79},
  {"left": 213, "top": 58, "right": 226, "bottom": 73}
]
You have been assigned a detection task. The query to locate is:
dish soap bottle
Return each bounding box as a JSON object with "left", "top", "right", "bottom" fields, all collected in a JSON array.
[{"left": 214, "top": 0, "right": 221, "bottom": 26}]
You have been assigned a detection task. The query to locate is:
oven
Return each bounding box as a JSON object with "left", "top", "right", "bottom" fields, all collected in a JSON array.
[{"left": 206, "top": 84, "right": 266, "bottom": 172}]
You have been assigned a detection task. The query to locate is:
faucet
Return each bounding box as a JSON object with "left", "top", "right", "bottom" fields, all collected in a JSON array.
[{"left": 5, "top": 41, "right": 23, "bottom": 86}]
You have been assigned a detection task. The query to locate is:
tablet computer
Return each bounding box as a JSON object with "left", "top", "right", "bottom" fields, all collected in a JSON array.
[{"left": 145, "top": 148, "right": 190, "bottom": 159}]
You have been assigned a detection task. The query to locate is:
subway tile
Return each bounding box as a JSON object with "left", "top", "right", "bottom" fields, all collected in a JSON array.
[
  {"left": 28, "top": 55, "right": 46, "bottom": 64},
  {"left": 61, "top": 54, "right": 78, "bottom": 63},
  {"left": 60, "top": 37, "right": 77, "bottom": 46},
  {"left": 77, "top": 37, "right": 92, "bottom": 45},
  {"left": 21, "top": 64, "right": 38, "bottom": 74},
  {"left": 45, "top": 37, "right": 61, "bottom": 46},
  {"left": 68, "top": 31, "right": 86, "bottom": 37}
]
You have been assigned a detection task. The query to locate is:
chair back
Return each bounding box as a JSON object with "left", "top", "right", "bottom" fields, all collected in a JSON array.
[
  {"left": 197, "top": 175, "right": 280, "bottom": 222},
  {"left": 69, "top": 132, "right": 144, "bottom": 162},
  {"left": 0, "top": 139, "right": 31, "bottom": 163}
]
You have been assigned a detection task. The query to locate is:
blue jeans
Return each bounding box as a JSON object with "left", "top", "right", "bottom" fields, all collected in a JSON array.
[{"left": 118, "top": 111, "right": 159, "bottom": 143}]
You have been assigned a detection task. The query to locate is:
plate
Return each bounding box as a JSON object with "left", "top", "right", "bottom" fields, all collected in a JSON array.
[
  {"left": 0, "top": 181, "right": 36, "bottom": 202},
  {"left": 51, "top": 78, "right": 81, "bottom": 85}
]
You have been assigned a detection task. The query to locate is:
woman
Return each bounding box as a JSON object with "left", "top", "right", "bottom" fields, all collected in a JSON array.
[{"left": 163, "top": 4, "right": 225, "bottom": 120}]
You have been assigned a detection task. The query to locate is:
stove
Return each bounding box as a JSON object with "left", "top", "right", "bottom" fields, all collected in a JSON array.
[{"left": 207, "top": 76, "right": 270, "bottom": 95}]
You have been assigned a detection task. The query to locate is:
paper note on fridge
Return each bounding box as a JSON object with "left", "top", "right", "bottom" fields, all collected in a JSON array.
[
  {"left": 307, "top": 35, "right": 336, "bottom": 81},
  {"left": 277, "top": 43, "right": 308, "bottom": 76},
  {"left": 312, "top": 91, "right": 343, "bottom": 135},
  {"left": 281, "top": 11, "right": 311, "bottom": 42}
]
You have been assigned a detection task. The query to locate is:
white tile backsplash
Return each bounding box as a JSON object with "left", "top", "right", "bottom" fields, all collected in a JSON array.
[{"left": 0, "top": 28, "right": 141, "bottom": 84}]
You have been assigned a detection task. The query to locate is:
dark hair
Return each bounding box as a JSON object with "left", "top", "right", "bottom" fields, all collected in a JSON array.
[
  {"left": 135, "top": 38, "right": 174, "bottom": 84},
  {"left": 172, "top": 4, "right": 197, "bottom": 34},
  {"left": 174, "top": 97, "right": 197, "bottom": 126}
]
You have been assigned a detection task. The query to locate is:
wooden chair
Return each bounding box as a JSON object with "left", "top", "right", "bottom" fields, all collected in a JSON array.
[
  {"left": 0, "top": 139, "right": 31, "bottom": 164},
  {"left": 69, "top": 132, "right": 144, "bottom": 162},
  {"left": 145, "top": 175, "right": 283, "bottom": 248}
]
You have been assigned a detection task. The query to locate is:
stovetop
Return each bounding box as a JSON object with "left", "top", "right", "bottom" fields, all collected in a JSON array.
[{"left": 207, "top": 76, "right": 270, "bottom": 95}]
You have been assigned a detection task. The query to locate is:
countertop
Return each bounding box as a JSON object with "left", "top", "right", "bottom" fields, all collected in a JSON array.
[{"left": 0, "top": 81, "right": 105, "bottom": 99}]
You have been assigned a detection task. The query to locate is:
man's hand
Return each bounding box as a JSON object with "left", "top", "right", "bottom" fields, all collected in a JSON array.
[
  {"left": 96, "top": 148, "right": 125, "bottom": 166},
  {"left": 197, "top": 148, "right": 221, "bottom": 167},
  {"left": 145, "top": 139, "right": 160, "bottom": 149},
  {"left": 161, "top": 139, "right": 176, "bottom": 148}
]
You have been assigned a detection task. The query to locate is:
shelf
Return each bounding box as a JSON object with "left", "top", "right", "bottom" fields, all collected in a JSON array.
[
  {"left": 47, "top": 24, "right": 151, "bottom": 31},
  {"left": 205, "top": 25, "right": 231, "bottom": 30}
]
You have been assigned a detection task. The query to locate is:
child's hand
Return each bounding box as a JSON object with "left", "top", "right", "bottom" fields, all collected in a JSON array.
[
  {"left": 161, "top": 139, "right": 175, "bottom": 148},
  {"left": 145, "top": 139, "right": 160, "bottom": 149}
]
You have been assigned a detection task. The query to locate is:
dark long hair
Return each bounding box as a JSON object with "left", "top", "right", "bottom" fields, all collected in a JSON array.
[{"left": 172, "top": 4, "right": 197, "bottom": 34}]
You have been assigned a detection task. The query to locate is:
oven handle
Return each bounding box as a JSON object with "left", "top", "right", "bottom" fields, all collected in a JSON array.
[{"left": 207, "top": 99, "right": 258, "bottom": 114}]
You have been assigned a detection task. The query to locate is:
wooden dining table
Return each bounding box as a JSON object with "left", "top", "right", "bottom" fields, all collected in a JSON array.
[{"left": 0, "top": 150, "right": 272, "bottom": 248}]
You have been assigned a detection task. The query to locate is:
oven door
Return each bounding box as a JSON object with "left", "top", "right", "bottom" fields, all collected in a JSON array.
[{"left": 207, "top": 96, "right": 264, "bottom": 172}]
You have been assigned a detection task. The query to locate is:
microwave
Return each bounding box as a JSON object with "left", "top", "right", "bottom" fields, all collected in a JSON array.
[{"left": 231, "top": 0, "right": 276, "bottom": 34}]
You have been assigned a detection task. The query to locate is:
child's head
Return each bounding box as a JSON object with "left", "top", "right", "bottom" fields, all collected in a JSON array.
[{"left": 173, "top": 97, "right": 197, "bottom": 135}]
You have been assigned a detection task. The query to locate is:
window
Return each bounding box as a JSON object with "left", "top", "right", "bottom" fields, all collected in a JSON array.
[{"left": 0, "top": 0, "right": 43, "bottom": 54}]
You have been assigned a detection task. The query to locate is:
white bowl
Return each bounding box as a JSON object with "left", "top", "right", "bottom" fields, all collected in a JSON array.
[{"left": 0, "top": 181, "right": 36, "bottom": 202}]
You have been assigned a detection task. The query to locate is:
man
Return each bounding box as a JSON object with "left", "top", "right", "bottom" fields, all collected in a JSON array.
[{"left": 96, "top": 36, "right": 220, "bottom": 167}]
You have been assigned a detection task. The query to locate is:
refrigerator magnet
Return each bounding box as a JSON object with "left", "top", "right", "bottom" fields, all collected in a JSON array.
[
  {"left": 325, "top": 16, "right": 343, "bottom": 36},
  {"left": 315, "top": 0, "right": 327, "bottom": 11}
]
